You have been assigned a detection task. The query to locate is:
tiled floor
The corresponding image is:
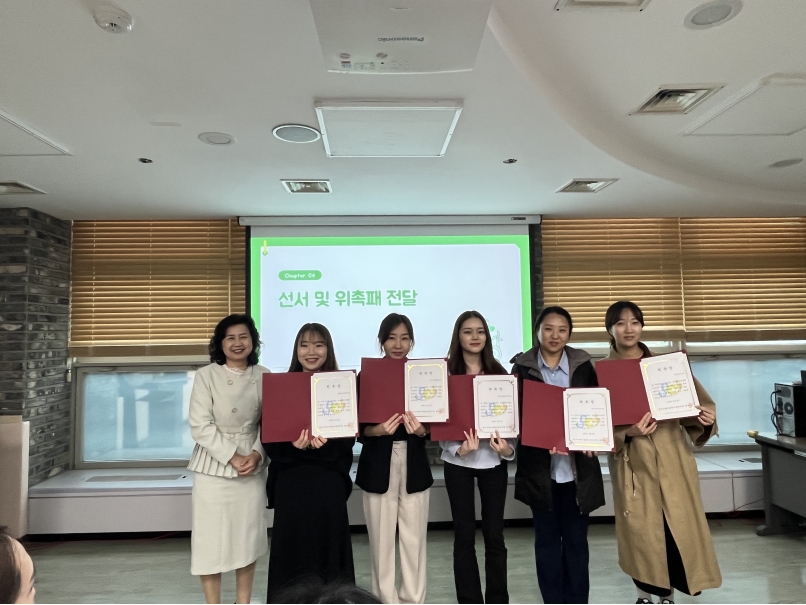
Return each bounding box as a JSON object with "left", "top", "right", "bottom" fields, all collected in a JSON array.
[{"left": 23, "top": 517, "right": 806, "bottom": 604}]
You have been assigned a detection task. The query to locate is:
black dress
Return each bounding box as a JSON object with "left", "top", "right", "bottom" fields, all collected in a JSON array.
[{"left": 263, "top": 438, "right": 355, "bottom": 601}]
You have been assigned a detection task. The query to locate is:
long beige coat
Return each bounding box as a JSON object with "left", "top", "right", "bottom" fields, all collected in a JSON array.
[{"left": 603, "top": 344, "right": 722, "bottom": 594}]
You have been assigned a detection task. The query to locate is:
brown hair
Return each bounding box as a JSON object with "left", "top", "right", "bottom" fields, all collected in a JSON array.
[
  {"left": 377, "top": 313, "right": 415, "bottom": 353},
  {"left": 288, "top": 323, "right": 339, "bottom": 372},
  {"left": 447, "top": 311, "right": 507, "bottom": 375},
  {"left": 0, "top": 526, "right": 21, "bottom": 604},
  {"left": 604, "top": 301, "right": 645, "bottom": 349}
]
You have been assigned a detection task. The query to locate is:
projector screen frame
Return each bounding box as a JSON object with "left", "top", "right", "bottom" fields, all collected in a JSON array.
[{"left": 246, "top": 231, "right": 535, "bottom": 370}]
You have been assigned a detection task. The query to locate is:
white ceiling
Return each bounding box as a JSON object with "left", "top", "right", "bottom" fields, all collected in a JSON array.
[{"left": 1, "top": 0, "right": 805, "bottom": 219}]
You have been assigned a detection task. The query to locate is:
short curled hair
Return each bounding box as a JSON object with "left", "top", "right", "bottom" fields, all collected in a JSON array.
[{"left": 208, "top": 314, "right": 261, "bottom": 366}]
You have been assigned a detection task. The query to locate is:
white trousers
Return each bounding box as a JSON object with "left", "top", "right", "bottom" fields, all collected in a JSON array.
[{"left": 362, "top": 441, "right": 430, "bottom": 604}]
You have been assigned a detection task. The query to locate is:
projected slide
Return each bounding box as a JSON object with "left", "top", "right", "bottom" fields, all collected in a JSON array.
[{"left": 250, "top": 235, "right": 531, "bottom": 372}]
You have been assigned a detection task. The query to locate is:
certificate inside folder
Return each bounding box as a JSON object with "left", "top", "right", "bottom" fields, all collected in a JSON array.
[
  {"left": 262, "top": 372, "right": 312, "bottom": 443},
  {"left": 520, "top": 381, "right": 567, "bottom": 453},
  {"left": 430, "top": 375, "right": 475, "bottom": 441},
  {"left": 311, "top": 370, "right": 358, "bottom": 439},
  {"left": 594, "top": 358, "right": 650, "bottom": 426},
  {"left": 597, "top": 352, "right": 700, "bottom": 424},
  {"left": 358, "top": 357, "right": 405, "bottom": 423}
]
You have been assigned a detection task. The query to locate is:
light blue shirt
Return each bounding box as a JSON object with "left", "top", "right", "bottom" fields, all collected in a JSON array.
[{"left": 537, "top": 350, "right": 575, "bottom": 484}]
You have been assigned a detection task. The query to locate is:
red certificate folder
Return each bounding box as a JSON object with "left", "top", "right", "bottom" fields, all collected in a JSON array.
[
  {"left": 595, "top": 359, "right": 650, "bottom": 426},
  {"left": 520, "top": 381, "right": 567, "bottom": 453},
  {"left": 429, "top": 375, "right": 475, "bottom": 441},
  {"left": 358, "top": 357, "right": 405, "bottom": 423},
  {"left": 261, "top": 372, "right": 312, "bottom": 443}
]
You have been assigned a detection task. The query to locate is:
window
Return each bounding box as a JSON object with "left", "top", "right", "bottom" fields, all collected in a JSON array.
[
  {"left": 77, "top": 366, "right": 199, "bottom": 465},
  {"left": 70, "top": 219, "right": 245, "bottom": 357},
  {"left": 541, "top": 219, "right": 685, "bottom": 342},
  {"left": 680, "top": 218, "right": 806, "bottom": 341},
  {"left": 541, "top": 217, "right": 806, "bottom": 448},
  {"left": 541, "top": 217, "right": 806, "bottom": 341},
  {"left": 76, "top": 364, "right": 365, "bottom": 465},
  {"left": 690, "top": 355, "right": 806, "bottom": 444}
]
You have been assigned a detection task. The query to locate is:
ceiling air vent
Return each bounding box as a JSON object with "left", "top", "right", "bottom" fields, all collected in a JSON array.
[
  {"left": 557, "top": 179, "right": 618, "bottom": 193},
  {"left": 632, "top": 86, "right": 723, "bottom": 115},
  {"left": 0, "top": 181, "right": 45, "bottom": 195},
  {"left": 281, "top": 180, "right": 332, "bottom": 194},
  {"left": 555, "top": 0, "right": 653, "bottom": 10}
]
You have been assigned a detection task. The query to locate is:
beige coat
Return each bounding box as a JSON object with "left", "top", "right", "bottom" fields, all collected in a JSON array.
[{"left": 603, "top": 344, "right": 722, "bottom": 594}]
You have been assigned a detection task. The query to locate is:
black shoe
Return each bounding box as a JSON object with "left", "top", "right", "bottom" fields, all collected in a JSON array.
[{"left": 636, "top": 599, "right": 653, "bottom": 604}]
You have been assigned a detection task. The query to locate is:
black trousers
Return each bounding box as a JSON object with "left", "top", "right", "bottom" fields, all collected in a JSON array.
[
  {"left": 443, "top": 461, "right": 509, "bottom": 604},
  {"left": 530, "top": 480, "right": 590, "bottom": 604},
  {"left": 632, "top": 516, "right": 692, "bottom": 598}
]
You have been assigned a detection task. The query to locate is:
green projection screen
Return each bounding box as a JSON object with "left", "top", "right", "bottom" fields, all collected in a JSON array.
[{"left": 249, "top": 233, "right": 532, "bottom": 372}]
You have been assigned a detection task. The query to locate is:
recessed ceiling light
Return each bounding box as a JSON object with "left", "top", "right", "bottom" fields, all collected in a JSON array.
[
  {"left": 557, "top": 179, "right": 618, "bottom": 193},
  {"left": 0, "top": 181, "right": 45, "bottom": 195},
  {"left": 273, "top": 125, "right": 322, "bottom": 144},
  {"left": 684, "top": 1, "right": 742, "bottom": 30},
  {"left": 281, "top": 180, "right": 332, "bottom": 194},
  {"left": 198, "top": 132, "right": 236, "bottom": 146},
  {"left": 769, "top": 158, "right": 803, "bottom": 168},
  {"left": 93, "top": 6, "right": 134, "bottom": 33},
  {"left": 138, "top": 158, "right": 153, "bottom": 163}
]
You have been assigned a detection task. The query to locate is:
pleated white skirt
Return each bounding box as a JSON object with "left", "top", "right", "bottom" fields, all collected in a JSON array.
[{"left": 190, "top": 469, "right": 268, "bottom": 575}]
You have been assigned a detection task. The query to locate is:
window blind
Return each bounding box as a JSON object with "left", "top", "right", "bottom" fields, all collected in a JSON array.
[
  {"left": 541, "top": 217, "right": 806, "bottom": 342},
  {"left": 680, "top": 217, "right": 806, "bottom": 341},
  {"left": 541, "top": 219, "right": 685, "bottom": 342},
  {"left": 70, "top": 220, "right": 245, "bottom": 356}
]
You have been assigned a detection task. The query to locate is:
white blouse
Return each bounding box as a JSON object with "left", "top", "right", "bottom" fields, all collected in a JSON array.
[{"left": 440, "top": 438, "right": 516, "bottom": 470}]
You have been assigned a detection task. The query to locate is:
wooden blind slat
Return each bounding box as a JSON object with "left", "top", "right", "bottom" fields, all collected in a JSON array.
[
  {"left": 541, "top": 217, "right": 806, "bottom": 342},
  {"left": 541, "top": 219, "right": 685, "bottom": 341},
  {"left": 680, "top": 217, "right": 806, "bottom": 338},
  {"left": 70, "top": 219, "right": 246, "bottom": 351}
]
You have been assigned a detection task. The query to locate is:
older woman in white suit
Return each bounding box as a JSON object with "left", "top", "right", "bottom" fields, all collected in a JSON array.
[{"left": 188, "top": 314, "right": 270, "bottom": 604}]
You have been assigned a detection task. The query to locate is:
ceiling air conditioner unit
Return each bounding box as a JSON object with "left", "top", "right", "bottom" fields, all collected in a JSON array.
[{"left": 308, "top": 0, "right": 492, "bottom": 74}]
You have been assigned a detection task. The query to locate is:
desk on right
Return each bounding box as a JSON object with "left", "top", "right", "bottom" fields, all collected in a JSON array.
[{"left": 754, "top": 432, "right": 806, "bottom": 536}]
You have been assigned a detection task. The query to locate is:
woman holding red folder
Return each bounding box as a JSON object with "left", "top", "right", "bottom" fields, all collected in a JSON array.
[
  {"left": 603, "top": 301, "right": 720, "bottom": 604},
  {"left": 263, "top": 323, "right": 356, "bottom": 602},
  {"left": 356, "top": 313, "right": 433, "bottom": 604},
  {"left": 511, "top": 306, "right": 604, "bottom": 604},
  {"left": 441, "top": 310, "right": 515, "bottom": 605}
]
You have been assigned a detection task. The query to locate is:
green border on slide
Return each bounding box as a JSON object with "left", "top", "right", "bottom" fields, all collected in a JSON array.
[{"left": 250, "top": 235, "right": 532, "bottom": 351}]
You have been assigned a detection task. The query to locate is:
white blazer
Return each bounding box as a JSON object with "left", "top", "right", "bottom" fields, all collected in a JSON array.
[{"left": 187, "top": 363, "right": 270, "bottom": 478}]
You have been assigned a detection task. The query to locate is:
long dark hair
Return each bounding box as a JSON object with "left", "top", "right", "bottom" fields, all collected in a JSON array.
[
  {"left": 604, "top": 301, "right": 645, "bottom": 348},
  {"left": 447, "top": 311, "right": 507, "bottom": 375},
  {"left": 0, "top": 526, "right": 21, "bottom": 604},
  {"left": 377, "top": 313, "right": 415, "bottom": 353},
  {"left": 208, "top": 314, "right": 260, "bottom": 366},
  {"left": 288, "top": 323, "right": 339, "bottom": 372}
]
